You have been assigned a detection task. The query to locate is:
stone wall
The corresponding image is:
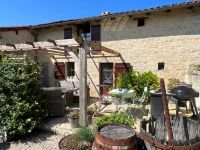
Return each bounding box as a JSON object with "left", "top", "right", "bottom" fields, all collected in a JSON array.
[
  {"left": 0, "top": 30, "right": 34, "bottom": 44},
  {"left": 101, "top": 8, "right": 200, "bottom": 83},
  {"left": 37, "top": 26, "right": 77, "bottom": 41},
  {"left": 34, "top": 7, "right": 200, "bottom": 97},
  {"left": 185, "top": 71, "right": 200, "bottom": 110}
]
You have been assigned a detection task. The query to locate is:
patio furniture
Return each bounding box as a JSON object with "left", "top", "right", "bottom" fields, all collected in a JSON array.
[
  {"left": 131, "top": 87, "right": 148, "bottom": 116},
  {"left": 108, "top": 89, "right": 136, "bottom": 114},
  {"left": 41, "top": 87, "right": 74, "bottom": 116},
  {"left": 59, "top": 80, "right": 90, "bottom": 102}
]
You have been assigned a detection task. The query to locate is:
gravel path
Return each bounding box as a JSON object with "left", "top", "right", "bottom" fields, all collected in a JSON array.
[
  {"left": 7, "top": 131, "right": 64, "bottom": 150},
  {"left": 1, "top": 113, "right": 75, "bottom": 150}
]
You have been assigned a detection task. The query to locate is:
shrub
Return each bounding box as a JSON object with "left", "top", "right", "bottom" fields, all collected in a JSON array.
[
  {"left": 64, "top": 134, "right": 84, "bottom": 150},
  {"left": 96, "top": 113, "right": 134, "bottom": 127},
  {"left": 0, "top": 53, "right": 46, "bottom": 138},
  {"left": 167, "top": 78, "right": 184, "bottom": 90},
  {"left": 116, "top": 70, "right": 159, "bottom": 97},
  {"left": 76, "top": 126, "right": 96, "bottom": 143},
  {"left": 190, "top": 64, "right": 200, "bottom": 71}
]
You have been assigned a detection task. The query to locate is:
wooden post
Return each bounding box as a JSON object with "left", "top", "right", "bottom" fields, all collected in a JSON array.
[
  {"left": 79, "top": 40, "right": 88, "bottom": 126},
  {"left": 160, "top": 78, "right": 173, "bottom": 145}
]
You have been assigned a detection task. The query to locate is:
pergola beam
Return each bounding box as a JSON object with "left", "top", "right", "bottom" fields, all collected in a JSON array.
[
  {"left": 75, "top": 36, "right": 121, "bottom": 56},
  {"left": 25, "top": 41, "right": 35, "bottom": 47},
  {"left": 47, "top": 39, "right": 57, "bottom": 46},
  {"left": 0, "top": 39, "right": 79, "bottom": 52},
  {"left": 89, "top": 41, "right": 121, "bottom": 56}
]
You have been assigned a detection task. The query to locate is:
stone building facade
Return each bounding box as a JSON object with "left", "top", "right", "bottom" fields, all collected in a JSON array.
[{"left": 0, "top": 1, "right": 200, "bottom": 97}]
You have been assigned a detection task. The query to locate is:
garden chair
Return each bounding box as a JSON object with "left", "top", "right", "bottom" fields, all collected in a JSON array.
[{"left": 129, "top": 87, "right": 148, "bottom": 117}]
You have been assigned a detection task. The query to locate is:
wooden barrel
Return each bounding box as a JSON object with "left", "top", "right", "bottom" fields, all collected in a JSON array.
[{"left": 92, "top": 124, "right": 136, "bottom": 150}]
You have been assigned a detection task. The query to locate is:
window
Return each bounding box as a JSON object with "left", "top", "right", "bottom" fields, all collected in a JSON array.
[
  {"left": 54, "top": 62, "right": 65, "bottom": 79},
  {"left": 15, "top": 30, "right": 19, "bottom": 35},
  {"left": 67, "top": 62, "right": 75, "bottom": 77},
  {"left": 64, "top": 28, "right": 72, "bottom": 39},
  {"left": 91, "top": 25, "right": 101, "bottom": 42},
  {"left": 137, "top": 18, "right": 145, "bottom": 27},
  {"left": 100, "top": 63, "right": 113, "bottom": 85},
  {"left": 158, "top": 62, "right": 165, "bottom": 70}
]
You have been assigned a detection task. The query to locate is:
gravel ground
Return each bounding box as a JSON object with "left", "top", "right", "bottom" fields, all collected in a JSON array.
[
  {"left": 0, "top": 103, "right": 153, "bottom": 150},
  {"left": 6, "top": 131, "right": 64, "bottom": 150},
  {"left": 0, "top": 113, "right": 75, "bottom": 150}
]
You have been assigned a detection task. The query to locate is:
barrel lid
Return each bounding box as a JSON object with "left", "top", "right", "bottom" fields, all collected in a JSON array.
[{"left": 99, "top": 124, "right": 135, "bottom": 140}]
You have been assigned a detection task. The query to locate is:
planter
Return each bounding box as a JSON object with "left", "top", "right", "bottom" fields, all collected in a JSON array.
[
  {"left": 59, "top": 134, "right": 88, "bottom": 150},
  {"left": 92, "top": 113, "right": 105, "bottom": 126},
  {"left": 92, "top": 123, "right": 136, "bottom": 150},
  {"left": 88, "top": 114, "right": 93, "bottom": 125},
  {"left": 68, "top": 118, "right": 79, "bottom": 128}
]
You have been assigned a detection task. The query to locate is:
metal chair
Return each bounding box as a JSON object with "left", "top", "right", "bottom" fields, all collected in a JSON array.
[{"left": 130, "top": 87, "right": 148, "bottom": 117}]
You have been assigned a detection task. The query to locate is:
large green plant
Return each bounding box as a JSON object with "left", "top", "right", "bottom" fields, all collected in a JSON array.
[
  {"left": 96, "top": 113, "right": 134, "bottom": 127},
  {"left": 0, "top": 53, "right": 46, "bottom": 138},
  {"left": 116, "top": 70, "right": 159, "bottom": 97}
]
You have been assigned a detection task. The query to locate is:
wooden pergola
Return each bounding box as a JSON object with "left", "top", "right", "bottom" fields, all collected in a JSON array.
[{"left": 0, "top": 38, "right": 120, "bottom": 126}]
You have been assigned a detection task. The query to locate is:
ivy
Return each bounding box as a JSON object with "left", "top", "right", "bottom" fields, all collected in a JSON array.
[{"left": 0, "top": 52, "right": 47, "bottom": 138}]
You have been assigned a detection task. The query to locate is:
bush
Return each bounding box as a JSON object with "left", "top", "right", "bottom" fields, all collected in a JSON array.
[
  {"left": 116, "top": 70, "right": 159, "bottom": 97},
  {"left": 167, "top": 78, "right": 184, "bottom": 90},
  {"left": 0, "top": 53, "right": 46, "bottom": 138},
  {"left": 76, "top": 126, "right": 96, "bottom": 143},
  {"left": 96, "top": 113, "right": 134, "bottom": 127}
]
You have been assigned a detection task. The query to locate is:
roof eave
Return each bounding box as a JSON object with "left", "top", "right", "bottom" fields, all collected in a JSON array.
[{"left": 32, "top": 1, "right": 200, "bottom": 30}]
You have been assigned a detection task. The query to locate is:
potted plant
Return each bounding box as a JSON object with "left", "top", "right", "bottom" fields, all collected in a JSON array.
[
  {"left": 91, "top": 103, "right": 105, "bottom": 126},
  {"left": 76, "top": 126, "right": 95, "bottom": 149},
  {"left": 96, "top": 112, "right": 134, "bottom": 127},
  {"left": 68, "top": 110, "right": 79, "bottom": 128},
  {"left": 87, "top": 107, "right": 96, "bottom": 124},
  {"left": 59, "top": 126, "right": 96, "bottom": 150}
]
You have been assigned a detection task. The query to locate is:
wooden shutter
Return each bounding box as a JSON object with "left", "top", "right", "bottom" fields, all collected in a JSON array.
[
  {"left": 91, "top": 25, "right": 101, "bottom": 42},
  {"left": 54, "top": 62, "right": 65, "bottom": 79},
  {"left": 64, "top": 28, "right": 72, "bottom": 39},
  {"left": 91, "top": 25, "right": 101, "bottom": 54},
  {"left": 115, "top": 63, "right": 131, "bottom": 78}
]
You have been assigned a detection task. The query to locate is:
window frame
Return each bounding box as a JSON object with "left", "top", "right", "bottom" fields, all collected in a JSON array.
[
  {"left": 67, "top": 62, "right": 75, "bottom": 77},
  {"left": 64, "top": 28, "right": 72, "bottom": 39},
  {"left": 137, "top": 18, "right": 145, "bottom": 27}
]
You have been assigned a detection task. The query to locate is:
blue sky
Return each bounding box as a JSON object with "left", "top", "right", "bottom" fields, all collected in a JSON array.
[{"left": 0, "top": 0, "right": 187, "bottom": 26}]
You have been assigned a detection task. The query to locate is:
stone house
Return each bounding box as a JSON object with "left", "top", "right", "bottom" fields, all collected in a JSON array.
[{"left": 0, "top": 1, "right": 200, "bottom": 98}]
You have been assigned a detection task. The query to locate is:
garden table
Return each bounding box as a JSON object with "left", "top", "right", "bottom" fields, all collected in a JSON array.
[{"left": 108, "top": 89, "right": 136, "bottom": 114}]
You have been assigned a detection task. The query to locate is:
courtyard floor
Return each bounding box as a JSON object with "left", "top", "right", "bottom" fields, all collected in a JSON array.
[{"left": 1, "top": 101, "right": 192, "bottom": 150}]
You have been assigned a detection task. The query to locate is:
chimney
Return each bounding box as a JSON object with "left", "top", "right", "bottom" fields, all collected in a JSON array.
[{"left": 101, "top": 11, "right": 111, "bottom": 16}]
